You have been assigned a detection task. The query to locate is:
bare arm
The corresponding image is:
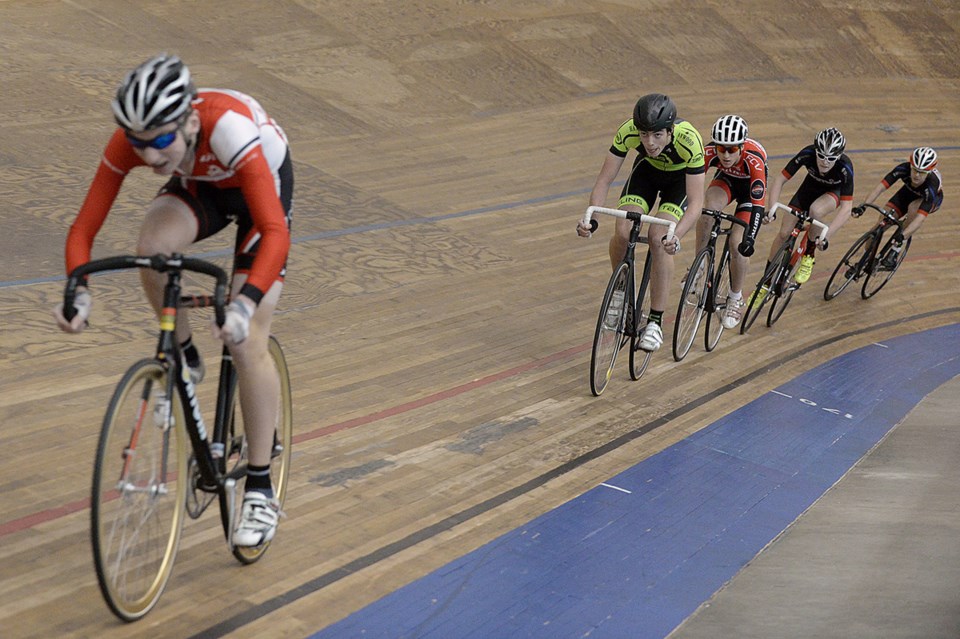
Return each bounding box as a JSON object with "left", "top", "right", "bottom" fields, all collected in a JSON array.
[
  {"left": 765, "top": 170, "right": 789, "bottom": 217},
  {"left": 589, "top": 152, "right": 626, "bottom": 207},
  {"left": 861, "top": 181, "right": 887, "bottom": 206},
  {"left": 579, "top": 152, "right": 626, "bottom": 236},
  {"left": 673, "top": 171, "right": 706, "bottom": 240},
  {"left": 825, "top": 199, "right": 855, "bottom": 245}
]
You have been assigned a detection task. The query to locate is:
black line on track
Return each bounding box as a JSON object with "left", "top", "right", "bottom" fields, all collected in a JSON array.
[{"left": 191, "top": 307, "right": 960, "bottom": 639}]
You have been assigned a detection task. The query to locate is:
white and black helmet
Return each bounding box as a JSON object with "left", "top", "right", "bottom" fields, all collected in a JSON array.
[
  {"left": 814, "top": 127, "right": 846, "bottom": 158},
  {"left": 711, "top": 114, "right": 748, "bottom": 146},
  {"left": 910, "top": 146, "right": 938, "bottom": 171},
  {"left": 111, "top": 54, "right": 196, "bottom": 132}
]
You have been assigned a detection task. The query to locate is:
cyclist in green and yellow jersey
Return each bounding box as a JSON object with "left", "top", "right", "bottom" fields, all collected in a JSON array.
[{"left": 578, "top": 93, "right": 706, "bottom": 352}]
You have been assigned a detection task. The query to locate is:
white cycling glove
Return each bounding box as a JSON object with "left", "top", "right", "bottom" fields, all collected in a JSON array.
[
  {"left": 56, "top": 290, "right": 92, "bottom": 331},
  {"left": 73, "top": 290, "right": 93, "bottom": 324},
  {"left": 221, "top": 298, "right": 254, "bottom": 344}
]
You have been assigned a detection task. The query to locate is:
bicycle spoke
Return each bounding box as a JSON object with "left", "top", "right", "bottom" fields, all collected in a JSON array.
[
  {"left": 824, "top": 231, "right": 873, "bottom": 300},
  {"left": 590, "top": 264, "right": 630, "bottom": 395},
  {"left": 92, "top": 360, "right": 187, "bottom": 622},
  {"left": 673, "top": 250, "right": 709, "bottom": 362}
]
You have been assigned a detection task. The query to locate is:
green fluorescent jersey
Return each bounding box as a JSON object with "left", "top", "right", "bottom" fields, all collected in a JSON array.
[{"left": 610, "top": 118, "right": 706, "bottom": 174}]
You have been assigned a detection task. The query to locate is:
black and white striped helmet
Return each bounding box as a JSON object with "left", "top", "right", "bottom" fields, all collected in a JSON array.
[
  {"left": 111, "top": 54, "right": 196, "bottom": 132},
  {"left": 711, "top": 114, "right": 748, "bottom": 145},
  {"left": 814, "top": 127, "right": 846, "bottom": 158},
  {"left": 910, "top": 146, "right": 938, "bottom": 171}
]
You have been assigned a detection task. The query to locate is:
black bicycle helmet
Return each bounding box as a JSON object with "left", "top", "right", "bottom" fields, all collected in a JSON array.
[{"left": 633, "top": 93, "right": 677, "bottom": 132}]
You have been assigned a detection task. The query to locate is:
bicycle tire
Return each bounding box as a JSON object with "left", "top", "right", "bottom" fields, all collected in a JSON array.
[
  {"left": 673, "top": 248, "right": 710, "bottom": 362},
  {"left": 220, "top": 335, "right": 295, "bottom": 563},
  {"left": 91, "top": 359, "right": 188, "bottom": 622},
  {"left": 704, "top": 245, "right": 731, "bottom": 352},
  {"left": 590, "top": 262, "right": 630, "bottom": 396},
  {"left": 862, "top": 232, "right": 911, "bottom": 299},
  {"left": 740, "top": 253, "right": 780, "bottom": 334},
  {"left": 824, "top": 231, "right": 875, "bottom": 301},
  {"left": 629, "top": 255, "right": 653, "bottom": 380},
  {"left": 766, "top": 253, "right": 797, "bottom": 327}
]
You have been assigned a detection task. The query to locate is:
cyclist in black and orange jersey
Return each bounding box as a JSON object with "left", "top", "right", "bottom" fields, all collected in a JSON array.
[
  {"left": 577, "top": 93, "right": 706, "bottom": 353},
  {"left": 694, "top": 114, "right": 766, "bottom": 329},
  {"left": 754, "top": 127, "right": 855, "bottom": 304},
  {"left": 854, "top": 146, "right": 944, "bottom": 269},
  {"left": 52, "top": 54, "right": 292, "bottom": 548}
]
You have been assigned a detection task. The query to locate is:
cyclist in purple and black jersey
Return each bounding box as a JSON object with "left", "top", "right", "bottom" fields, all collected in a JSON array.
[
  {"left": 759, "top": 127, "right": 855, "bottom": 290},
  {"left": 855, "top": 146, "right": 943, "bottom": 268}
]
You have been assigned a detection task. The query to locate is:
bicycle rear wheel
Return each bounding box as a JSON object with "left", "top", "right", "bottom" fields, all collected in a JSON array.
[
  {"left": 862, "top": 233, "right": 911, "bottom": 299},
  {"left": 705, "top": 245, "right": 731, "bottom": 352},
  {"left": 824, "top": 231, "right": 874, "bottom": 300},
  {"left": 220, "top": 335, "right": 294, "bottom": 563},
  {"left": 91, "top": 359, "right": 188, "bottom": 622},
  {"left": 673, "top": 248, "right": 710, "bottom": 362},
  {"left": 629, "top": 256, "right": 653, "bottom": 380}
]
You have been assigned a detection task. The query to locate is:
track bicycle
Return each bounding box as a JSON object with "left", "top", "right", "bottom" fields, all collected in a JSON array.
[
  {"left": 740, "top": 202, "right": 829, "bottom": 334},
  {"left": 581, "top": 205, "right": 676, "bottom": 396},
  {"left": 672, "top": 208, "right": 749, "bottom": 362},
  {"left": 63, "top": 253, "right": 293, "bottom": 622},
  {"left": 823, "top": 203, "right": 911, "bottom": 300}
]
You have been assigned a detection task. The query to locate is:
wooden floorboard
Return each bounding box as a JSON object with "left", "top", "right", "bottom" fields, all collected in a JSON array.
[{"left": 1, "top": 1, "right": 958, "bottom": 637}]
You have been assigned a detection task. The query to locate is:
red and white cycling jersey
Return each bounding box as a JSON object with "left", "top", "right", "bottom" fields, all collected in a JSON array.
[
  {"left": 702, "top": 138, "right": 768, "bottom": 207},
  {"left": 66, "top": 89, "right": 291, "bottom": 300}
]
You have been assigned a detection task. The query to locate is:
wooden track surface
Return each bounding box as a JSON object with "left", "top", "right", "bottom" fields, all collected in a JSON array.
[{"left": 1, "top": 1, "right": 958, "bottom": 637}]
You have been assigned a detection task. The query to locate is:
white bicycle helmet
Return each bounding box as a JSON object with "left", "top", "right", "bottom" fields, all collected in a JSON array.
[
  {"left": 711, "top": 114, "right": 748, "bottom": 146},
  {"left": 910, "top": 146, "right": 938, "bottom": 171},
  {"left": 814, "top": 127, "right": 846, "bottom": 158},
  {"left": 111, "top": 54, "right": 195, "bottom": 132}
]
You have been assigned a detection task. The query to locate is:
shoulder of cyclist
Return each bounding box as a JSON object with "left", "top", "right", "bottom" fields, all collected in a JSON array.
[
  {"left": 609, "top": 118, "right": 637, "bottom": 157},
  {"left": 671, "top": 119, "right": 705, "bottom": 169}
]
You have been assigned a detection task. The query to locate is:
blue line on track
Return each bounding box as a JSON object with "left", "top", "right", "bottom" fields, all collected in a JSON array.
[{"left": 6, "top": 146, "right": 958, "bottom": 290}]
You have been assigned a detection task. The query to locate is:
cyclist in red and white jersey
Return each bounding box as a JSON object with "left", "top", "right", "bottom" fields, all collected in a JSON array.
[
  {"left": 53, "top": 54, "right": 292, "bottom": 547},
  {"left": 854, "top": 146, "right": 944, "bottom": 268},
  {"left": 694, "top": 114, "right": 767, "bottom": 328}
]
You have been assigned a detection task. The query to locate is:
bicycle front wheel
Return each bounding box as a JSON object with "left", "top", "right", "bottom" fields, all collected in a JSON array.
[
  {"left": 741, "top": 257, "right": 778, "bottom": 334},
  {"left": 673, "top": 248, "right": 710, "bottom": 362},
  {"left": 91, "top": 359, "right": 188, "bottom": 622},
  {"left": 766, "top": 252, "right": 797, "bottom": 327},
  {"left": 824, "top": 231, "right": 874, "bottom": 300},
  {"left": 629, "top": 255, "right": 653, "bottom": 380},
  {"left": 704, "top": 245, "right": 731, "bottom": 352},
  {"left": 591, "top": 262, "right": 630, "bottom": 396},
  {"left": 220, "top": 335, "right": 294, "bottom": 563},
  {"left": 862, "top": 233, "right": 911, "bottom": 299}
]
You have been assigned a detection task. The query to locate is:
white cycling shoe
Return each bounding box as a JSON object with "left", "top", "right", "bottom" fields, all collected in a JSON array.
[{"left": 639, "top": 321, "right": 663, "bottom": 352}]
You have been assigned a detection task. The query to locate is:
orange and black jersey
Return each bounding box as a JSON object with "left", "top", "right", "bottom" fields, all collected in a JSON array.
[
  {"left": 881, "top": 162, "right": 944, "bottom": 216},
  {"left": 782, "top": 144, "right": 855, "bottom": 200},
  {"left": 703, "top": 138, "right": 768, "bottom": 208},
  {"left": 66, "top": 89, "right": 291, "bottom": 303}
]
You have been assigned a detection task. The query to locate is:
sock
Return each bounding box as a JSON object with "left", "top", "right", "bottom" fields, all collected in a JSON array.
[
  {"left": 805, "top": 238, "right": 818, "bottom": 258},
  {"left": 245, "top": 464, "right": 274, "bottom": 499},
  {"left": 180, "top": 337, "right": 201, "bottom": 369},
  {"left": 729, "top": 290, "right": 742, "bottom": 301},
  {"left": 648, "top": 310, "right": 664, "bottom": 326}
]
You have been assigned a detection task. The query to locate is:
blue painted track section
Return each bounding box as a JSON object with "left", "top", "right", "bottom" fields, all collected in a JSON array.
[{"left": 311, "top": 323, "right": 960, "bottom": 639}]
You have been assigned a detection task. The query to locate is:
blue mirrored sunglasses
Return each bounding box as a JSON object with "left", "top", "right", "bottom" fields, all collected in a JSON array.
[{"left": 126, "top": 129, "right": 178, "bottom": 150}]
